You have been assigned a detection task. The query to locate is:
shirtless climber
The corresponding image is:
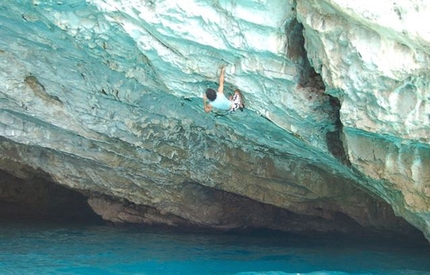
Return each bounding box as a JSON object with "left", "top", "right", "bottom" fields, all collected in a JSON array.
[{"left": 203, "top": 66, "right": 244, "bottom": 113}]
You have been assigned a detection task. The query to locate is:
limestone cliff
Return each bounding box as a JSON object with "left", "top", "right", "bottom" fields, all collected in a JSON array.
[{"left": 0, "top": 1, "right": 428, "bottom": 240}]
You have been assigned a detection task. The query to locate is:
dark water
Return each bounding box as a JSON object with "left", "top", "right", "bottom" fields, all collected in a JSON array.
[{"left": 0, "top": 220, "right": 429, "bottom": 275}]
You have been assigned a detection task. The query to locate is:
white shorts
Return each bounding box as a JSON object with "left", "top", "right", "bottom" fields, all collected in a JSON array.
[{"left": 230, "top": 93, "right": 242, "bottom": 112}]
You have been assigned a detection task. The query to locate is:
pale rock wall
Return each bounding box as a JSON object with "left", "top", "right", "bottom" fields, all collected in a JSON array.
[
  {"left": 0, "top": 0, "right": 428, "bottom": 239},
  {"left": 297, "top": 0, "right": 430, "bottom": 240}
]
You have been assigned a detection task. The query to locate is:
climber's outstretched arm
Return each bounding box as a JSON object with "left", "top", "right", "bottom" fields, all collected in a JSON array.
[{"left": 217, "top": 66, "right": 225, "bottom": 95}]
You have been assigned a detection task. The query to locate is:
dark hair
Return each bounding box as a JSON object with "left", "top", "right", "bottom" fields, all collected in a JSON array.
[{"left": 206, "top": 88, "right": 217, "bottom": 101}]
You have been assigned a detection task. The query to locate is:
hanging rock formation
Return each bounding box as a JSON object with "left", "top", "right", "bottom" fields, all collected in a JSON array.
[{"left": 0, "top": 0, "right": 428, "bottom": 240}]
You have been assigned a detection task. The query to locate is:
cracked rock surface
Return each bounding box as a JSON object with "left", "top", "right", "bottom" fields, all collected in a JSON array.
[{"left": 0, "top": 0, "right": 428, "bottom": 241}]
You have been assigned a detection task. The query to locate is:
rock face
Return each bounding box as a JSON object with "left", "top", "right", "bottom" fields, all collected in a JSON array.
[
  {"left": 297, "top": 0, "right": 430, "bottom": 240},
  {"left": 0, "top": 1, "right": 428, "bottom": 240}
]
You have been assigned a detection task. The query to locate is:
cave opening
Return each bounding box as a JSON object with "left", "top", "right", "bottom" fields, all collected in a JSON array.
[{"left": 0, "top": 169, "right": 103, "bottom": 224}]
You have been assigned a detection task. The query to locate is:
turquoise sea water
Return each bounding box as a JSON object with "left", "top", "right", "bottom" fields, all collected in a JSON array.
[{"left": 0, "top": 220, "right": 429, "bottom": 275}]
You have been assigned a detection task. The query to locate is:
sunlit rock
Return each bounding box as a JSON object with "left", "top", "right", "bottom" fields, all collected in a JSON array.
[
  {"left": 0, "top": 0, "right": 428, "bottom": 240},
  {"left": 297, "top": 0, "right": 430, "bottom": 240}
]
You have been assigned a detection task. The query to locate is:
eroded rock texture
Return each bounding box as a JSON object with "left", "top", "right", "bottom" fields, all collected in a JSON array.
[
  {"left": 297, "top": 0, "right": 430, "bottom": 240},
  {"left": 0, "top": 0, "right": 428, "bottom": 240}
]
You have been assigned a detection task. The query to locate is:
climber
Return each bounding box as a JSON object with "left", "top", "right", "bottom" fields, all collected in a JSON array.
[{"left": 203, "top": 66, "right": 244, "bottom": 113}]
